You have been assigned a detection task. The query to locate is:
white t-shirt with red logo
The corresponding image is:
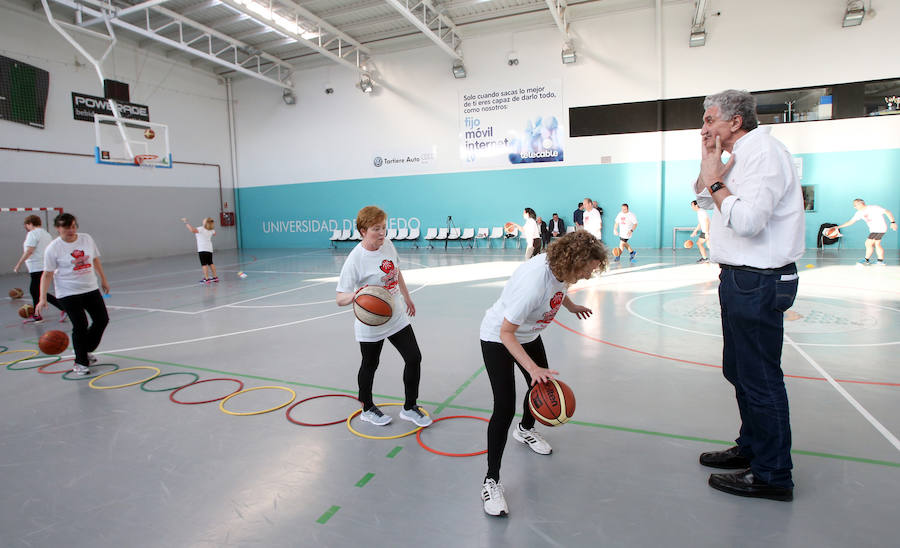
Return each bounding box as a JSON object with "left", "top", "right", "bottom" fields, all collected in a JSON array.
[
  {"left": 480, "top": 254, "right": 567, "bottom": 344},
  {"left": 615, "top": 211, "right": 638, "bottom": 239},
  {"left": 43, "top": 233, "right": 101, "bottom": 299},
  {"left": 852, "top": 205, "right": 888, "bottom": 233},
  {"left": 583, "top": 208, "right": 602, "bottom": 239},
  {"left": 336, "top": 238, "right": 410, "bottom": 342}
]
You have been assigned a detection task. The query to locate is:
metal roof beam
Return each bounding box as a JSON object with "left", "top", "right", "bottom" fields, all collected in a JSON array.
[
  {"left": 545, "top": 0, "right": 570, "bottom": 41},
  {"left": 382, "top": 0, "right": 462, "bottom": 60}
]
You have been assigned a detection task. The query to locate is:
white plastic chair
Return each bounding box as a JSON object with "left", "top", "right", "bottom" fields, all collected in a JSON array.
[
  {"left": 425, "top": 227, "right": 439, "bottom": 248},
  {"left": 396, "top": 228, "right": 409, "bottom": 240},
  {"left": 386, "top": 228, "right": 398, "bottom": 240},
  {"left": 566, "top": 226, "right": 575, "bottom": 233},
  {"left": 489, "top": 227, "right": 504, "bottom": 248},
  {"left": 447, "top": 228, "right": 461, "bottom": 240},
  {"left": 407, "top": 227, "right": 420, "bottom": 248},
  {"left": 351, "top": 228, "right": 362, "bottom": 241},
  {"left": 461, "top": 228, "right": 475, "bottom": 247},
  {"left": 475, "top": 227, "right": 489, "bottom": 248},
  {"left": 329, "top": 229, "right": 342, "bottom": 248}
]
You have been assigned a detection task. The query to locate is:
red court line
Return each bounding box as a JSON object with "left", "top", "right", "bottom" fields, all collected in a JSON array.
[{"left": 553, "top": 320, "right": 900, "bottom": 388}]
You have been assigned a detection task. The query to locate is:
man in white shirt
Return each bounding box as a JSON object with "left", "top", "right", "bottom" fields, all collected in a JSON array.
[
  {"left": 582, "top": 198, "right": 602, "bottom": 241},
  {"left": 613, "top": 204, "right": 638, "bottom": 262},
  {"left": 690, "top": 201, "right": 711, "bottom": 263},
  {"left": 693, "top": 89, "right": 804, "bottom": 502},
  {"left": 833, "top": 199, "right": 896, "bottom": 266}
]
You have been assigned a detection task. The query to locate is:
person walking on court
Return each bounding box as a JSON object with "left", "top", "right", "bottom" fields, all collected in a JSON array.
[
  {"left": 181, "top": 217, "right": 218, "bottom": 283},
  {"left": 479, "top": 231, "right": 606, "bottom": 516},
  {"left": 693, "top": 89, "right": 804, "bottom": 502},
  {"left": 690, "top": 201, "right": 711, "bottom": 263},
  {"left": 36, "top": 213, "right": 110, "bottom": 376},
  {"left": 13, "top": 214, "right": 65, "bottom": 323},
  {"left": 832, "top": 199, "right": 896, "bottom": 266},
  {"left": 335, "top": 206, "right": 432, "bottom": 428},
  {"left": 613, "top": 204, "right": 638, "bottom": 262},
  {"left": 582, "top": 198, "right": 602, "bottom": 242}
]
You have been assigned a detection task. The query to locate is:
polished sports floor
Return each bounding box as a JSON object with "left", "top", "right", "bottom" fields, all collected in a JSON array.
[{"left": 2, "top": 244, "right": 898, "bottom": 548}]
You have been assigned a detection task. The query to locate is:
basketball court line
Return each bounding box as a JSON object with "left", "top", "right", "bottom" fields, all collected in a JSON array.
[{"left": 785, "top": 334, "right": 900, "bottom": 454}]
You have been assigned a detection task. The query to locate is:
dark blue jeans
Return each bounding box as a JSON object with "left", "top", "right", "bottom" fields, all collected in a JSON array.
[{"left": 718, "top": 266, "right": 798, "bottom": 488}]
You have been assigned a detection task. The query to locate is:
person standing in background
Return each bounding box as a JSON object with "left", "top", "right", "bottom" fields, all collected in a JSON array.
[
  {"left": 573, "top": 202, "right": 584, "bottom": 230},
  {"left": 582, "top": 198, "right": 602, "bottom": 242}
]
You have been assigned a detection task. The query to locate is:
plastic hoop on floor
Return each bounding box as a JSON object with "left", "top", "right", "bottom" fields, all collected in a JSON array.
[
  {"left": 416, "top": 415, "right": 489, "bottom": 457},
  {"left": 169, "top": 378, "right": 244, "bottom": 405},
  {"left": 346, "top": 402, "right": 428, "bottom": 440},
  {"left": 140, "top": 372, "right": 200, "bottom": 392},
  {"left": 0, "top": 349, "right": 39, "bottom": 366},
  {"left": 7, "top": 355, "right": 61, "bottom": 371},
  {"left": 62, "top": 363, "right": 119, "bottom": 381},
  {"left": 285, "top": 394, "right": 359, "bottom": 426},
  {"left": 0, "top": 345, "right": 7, "bottom": 353},
  {"left": 38, "top": 358, "right": 76, "bottom": 374},
  {"left": 89, "top": 366, "right": 161, "bottom": 389},
  {"left": 219, "top": 386, "right": 296, "bottom": 416}
]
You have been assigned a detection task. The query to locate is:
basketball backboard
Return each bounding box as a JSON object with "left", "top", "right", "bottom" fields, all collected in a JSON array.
[{"left": 94, "top": 113, "right": 172, "bottom": 168}]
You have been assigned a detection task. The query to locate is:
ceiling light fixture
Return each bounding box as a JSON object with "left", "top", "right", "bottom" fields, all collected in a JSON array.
[
  {"left": 452, "top": 60, "right": 466, "bottom": 79},
  {"left": 561, "top": 44, "right": 576, "bottom": 64},
  {"left": 359, "top": 73, "right": 373, "bottom": 93},
  {"left": 689, "top": 26, "right": 706, "bottom": 47},
  {"left": 842, "top": 1, "right": 865, "bottom": 27}
]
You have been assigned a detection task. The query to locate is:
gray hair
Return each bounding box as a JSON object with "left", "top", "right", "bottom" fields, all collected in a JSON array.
[{"left": 703, "top": 89, "right": 758, "bottom": 132}]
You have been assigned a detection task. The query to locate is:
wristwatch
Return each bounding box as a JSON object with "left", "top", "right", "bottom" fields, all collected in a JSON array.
[{"left": 709, "top": 181, "right": 726, "bottom": 194}]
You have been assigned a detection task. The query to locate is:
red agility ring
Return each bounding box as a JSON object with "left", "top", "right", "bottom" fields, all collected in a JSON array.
[
  {"left": 416, "top": 415, "right": 489, "bottom": 457},
  {"left": 169, "top": 378, "right": 244, "bottom": 405},
  {"left": 37, "top": 358, "right": 75, "bottom": 374},
  {"left": 286, "top": 394, "right": 360, "bottom": 426}
]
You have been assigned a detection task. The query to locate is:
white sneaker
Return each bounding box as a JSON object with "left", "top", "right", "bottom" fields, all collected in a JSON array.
[
  {"left": 87, "top": 353, "right": 98, "bottom": 365},
  {"left": 72, "top": 363, "right": 90, "bottom": 376},
  {"left": 875, "top": 261, "right": 886, "bottom": 267},
  {"left": 359, "top": 406, "right": 392, "bottom": 426},
  {"left": 398, "top": 406, "right": 433, "bottom": 427},
  {"left": 481, "top": 478, "right": 508, "bottom": 516},
  {"left": 513, "top": 424, "right": 552, "bottom": 455}
]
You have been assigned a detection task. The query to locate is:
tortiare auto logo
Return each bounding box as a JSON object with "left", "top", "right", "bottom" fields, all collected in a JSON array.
[
  {"left": 373, "top": 156, "right": 384, "bottom": 167},
  {"left": 373, "top": 151, "right": 435, "bottom": 168}
]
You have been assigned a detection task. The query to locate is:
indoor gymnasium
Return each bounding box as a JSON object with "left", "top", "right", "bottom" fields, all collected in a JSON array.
[{"left": 1, "top": 1, "right": 898, "bottom": 547}]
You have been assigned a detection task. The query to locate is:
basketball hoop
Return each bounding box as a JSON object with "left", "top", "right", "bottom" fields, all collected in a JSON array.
[{"left": 134, "top": 154, "right": 158, "bottom": 169}]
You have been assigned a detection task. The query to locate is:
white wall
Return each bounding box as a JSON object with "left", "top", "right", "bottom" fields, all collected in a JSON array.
[
  {"left": 232, "top": 0, "right": 900, "bottom": 187},
  {"left": 0, "top": 1, "right": 238, "bottom": 261}
]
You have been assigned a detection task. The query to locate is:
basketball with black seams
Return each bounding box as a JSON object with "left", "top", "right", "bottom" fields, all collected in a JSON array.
[
  {"left": 612, "top": 247, "right": 622, "bottom": 257},
  {"left": 9, "top": 287, "right": 24, "bottom": 299},
  {"left": 39, "top": 330, "right": 69, "bottom": 355},
  {"left": 144, "top": 128, "right": 155, "bottom": 139},
  {"left": 18, "top": 304, "right": 34, "bottom": 318},
  {"left": 353, "top": 286, "right": 393, "bottom": 326},
  {"left": 528, "top": 379, "right": 576, "bottom": 426}
]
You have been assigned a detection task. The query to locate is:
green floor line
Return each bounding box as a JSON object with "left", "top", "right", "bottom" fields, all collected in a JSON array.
[
  {"left": 386, "top": 446, "right": 403, "bottom": 458},
  {"left": 316, "top": 505, "right": 340, "bottom": 524},
  {"left": 85, "top": 353, "right": 900, "bottom": 470},
  {"left": 355, "top": 473, "right": 374, "bottom": 487},
  {"left": 433, "top": 365, "right": 485, "bottom": 415}
]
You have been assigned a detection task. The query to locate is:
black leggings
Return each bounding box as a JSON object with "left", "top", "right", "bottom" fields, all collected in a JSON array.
[
  {"left": 481, "top": 337, "right": 549, "bottom": 482},
  {"left": 58, "top": 289, "right": 109, "bottom": 367},
  {"left": 29, "top": 271, "right": 61, "bottom": 311},
  {"left": 358, "top": 324, "right": 422, "bottom": 411}
]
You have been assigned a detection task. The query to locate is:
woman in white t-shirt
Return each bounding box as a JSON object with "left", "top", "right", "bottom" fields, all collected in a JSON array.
[
  {"left": 182, "top": 217, "right": 218, "bottom": 283},
  {"left": 478, "top": 230, "right": 607, "bottom": 516},
  {"left": 512, "top": 207, "right": 541, "bottom": 259},
  {"left": 336, "top": 206, "right": 432, "bottom": 428},
  {"left": 13, "top": 214, "right": 65, "bottom": 323},
  {"left": 37, "top": 213, "right": 110, "bottom": 376}
]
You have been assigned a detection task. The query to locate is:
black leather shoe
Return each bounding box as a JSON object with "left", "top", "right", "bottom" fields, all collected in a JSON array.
[
  {"left": 699, "top": 445, "right": 752, "bottom": 469},
  {"left": 708, "top": 469, "right": 793, "bottom": 502}
]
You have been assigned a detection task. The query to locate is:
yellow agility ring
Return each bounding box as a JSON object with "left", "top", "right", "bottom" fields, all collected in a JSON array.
[
  {"left": 89, "top": 366, "right": 161, "bottom": 389},
  {"left": 218, "top": 386, "right": 297, "bottom": 416},
  {"left": 346, "top": 402, "right": 429, "bottom": 440},
  {"left": 0, "top": 349, "right": 39, "bottom": 366}
]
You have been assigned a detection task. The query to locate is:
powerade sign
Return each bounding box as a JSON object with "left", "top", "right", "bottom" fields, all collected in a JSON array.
[{"left": 71, "top": 92, "right": 150, "bottom": 122}]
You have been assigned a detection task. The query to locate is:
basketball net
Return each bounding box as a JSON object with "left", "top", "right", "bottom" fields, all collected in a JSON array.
[{"left": 135, "top": 154, "right": 158, "bottom": 170}]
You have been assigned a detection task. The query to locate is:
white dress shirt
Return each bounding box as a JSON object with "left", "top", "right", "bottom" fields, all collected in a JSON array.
[{"left": 695, "top": 126, "right": 804, "bottom": 269}]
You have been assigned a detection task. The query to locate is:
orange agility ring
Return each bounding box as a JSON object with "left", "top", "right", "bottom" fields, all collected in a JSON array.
[{"left": 416, "top": 415, "right": 489, "bottom": 457}]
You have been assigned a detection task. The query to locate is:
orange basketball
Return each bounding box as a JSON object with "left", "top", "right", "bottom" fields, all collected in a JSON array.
[
  {"left": 144, "top": 128, "right": 155, "bottom": 139},
  {"left": 18, "top": 304, "right": 34, "bottom": 318},
  {"left": 504, "top": 222, "right": 517, "bottom": 235},
  {"left": 38, "top": 330, "right": 69, "bottom": 355},
  {"left": 9, "top": 288, "right": 24, "bottom": 299},
  {"left": 684, "top": 239, "right": 695, "bottom": 249},
  {"left": 353, "top": 286, "right": 393, "bottom": 326},
  {"left": 612, "top": 247, "right": 622, "bottom": 257},
  {"left": 823, "top": 227, "right": 839, "bottom": 239},
  {"left": 528, "top": 379, "right": 576, "bottom": 427}
]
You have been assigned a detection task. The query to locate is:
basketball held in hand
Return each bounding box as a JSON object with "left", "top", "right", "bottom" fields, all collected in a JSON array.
[
  {"left": 39, "top": 330, "right": 69, "bottom": 355},
  {"left": 353, "top": 286, "right": 394, "bottom": 326},
  {"left": 528, "top": 379, "right": 576, "bottom": 427}
]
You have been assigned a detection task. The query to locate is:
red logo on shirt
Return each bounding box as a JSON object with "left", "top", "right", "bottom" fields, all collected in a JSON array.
[
  {"left": 71, "top": 249, "right": 91, "bottom": 271},
  {"left": 380, "top": 260, "right": 399, "bottom": 291},
  {"left": 537, "top": 291, "right": 565, "bottom": 324}
]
